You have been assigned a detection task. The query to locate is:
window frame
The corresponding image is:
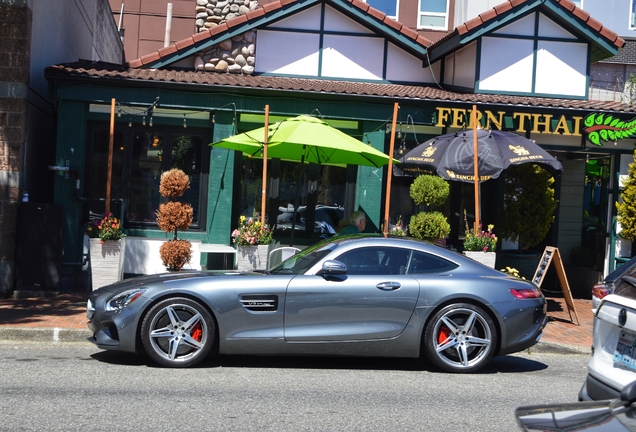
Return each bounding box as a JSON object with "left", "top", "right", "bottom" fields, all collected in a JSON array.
[
  {"left": 417, "top": 0, "right": 450, "bottom": 31},
  {"left": 631, "top": 0, "right": 636, "bottom": 30}
]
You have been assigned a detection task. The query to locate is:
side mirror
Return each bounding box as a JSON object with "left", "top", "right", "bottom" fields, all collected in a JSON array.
[
  {"left": 620, "top": 380, "right": 636, "bottom": 405},
  {"left": 318, "top": 259, "right": 347, "bottom": 276}
]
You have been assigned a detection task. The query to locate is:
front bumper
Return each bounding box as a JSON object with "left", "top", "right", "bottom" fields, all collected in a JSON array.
[{"left": 85, "top": 294, "right": 144, "bottom": 354}]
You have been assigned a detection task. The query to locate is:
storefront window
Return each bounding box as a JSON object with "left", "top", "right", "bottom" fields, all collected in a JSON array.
[
  {"left": 86, "top": 124, "right": 208, "bottom": 230},
  {"left": 239, "top": 157, "right": 348, "bottom": 238}
]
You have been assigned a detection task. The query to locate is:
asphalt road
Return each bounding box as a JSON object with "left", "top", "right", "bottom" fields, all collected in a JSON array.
[{"left": 0, "top": 341, "right": 590, "bottom": 431}]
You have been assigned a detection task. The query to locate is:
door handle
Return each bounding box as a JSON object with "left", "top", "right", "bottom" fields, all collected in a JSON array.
[{"left": 376, "top": 281, "right": 400, "bottom": 290}]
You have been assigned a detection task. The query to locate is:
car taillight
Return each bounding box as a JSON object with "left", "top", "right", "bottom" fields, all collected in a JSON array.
[
  {"left": 510, "top": 288, "right": 542, "bottom": 299},
  {"left": 592, "top": 284, "right": 612, "bottom": 300}
]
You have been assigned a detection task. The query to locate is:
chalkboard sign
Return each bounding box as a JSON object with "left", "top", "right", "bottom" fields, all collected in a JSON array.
[{"left": 532, "top": 247, "right": 579, "bottom": 326}]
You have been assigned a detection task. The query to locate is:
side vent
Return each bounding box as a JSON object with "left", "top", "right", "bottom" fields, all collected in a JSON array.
[{"left": 240, "top": 295, "right": 278, "bottom": 312}]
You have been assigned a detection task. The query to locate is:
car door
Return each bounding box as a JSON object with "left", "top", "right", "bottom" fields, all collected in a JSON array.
[{"left": 284, "top": 246, "right": 420, "bottom": 341}]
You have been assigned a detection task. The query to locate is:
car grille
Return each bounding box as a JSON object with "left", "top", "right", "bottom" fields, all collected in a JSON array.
[{"left": 240, "top": 295, "right": 278, "bottom": 312}]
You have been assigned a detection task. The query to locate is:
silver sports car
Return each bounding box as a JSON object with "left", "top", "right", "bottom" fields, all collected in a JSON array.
[{"left": 86, "top": 235, "right": 547, "bottom": 373}]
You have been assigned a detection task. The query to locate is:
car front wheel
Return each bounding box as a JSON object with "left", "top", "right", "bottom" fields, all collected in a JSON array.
[
  {"left": 141, "top": 297, "right": 215, "bottom": 368},
  {"left": 423, "top": 303, "right": 497, "bottom": 373}
]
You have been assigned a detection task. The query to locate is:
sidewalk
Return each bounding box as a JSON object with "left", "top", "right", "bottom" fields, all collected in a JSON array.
[{"left": 0, "top": 293, "right": 594, "bottom": 353}]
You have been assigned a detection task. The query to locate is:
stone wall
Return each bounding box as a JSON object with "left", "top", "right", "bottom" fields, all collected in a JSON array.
[
  {"left": 194, "top": 0, "right": 258, "bottom": 74},
  {"left": 0, "top": 1, "right": 30, "bottom": 296}
]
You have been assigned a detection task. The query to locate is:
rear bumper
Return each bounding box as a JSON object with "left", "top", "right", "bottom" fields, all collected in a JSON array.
[
  {"left": 578, "top": 373, "right": 621, "bottom": 401},
  {"left": 499, "top": 313, "right": 548, "bottom": 356}
]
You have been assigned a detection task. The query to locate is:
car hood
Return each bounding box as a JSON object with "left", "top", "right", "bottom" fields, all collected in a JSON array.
[
  {"left": 515, "top": 400, "right": 636, "bottom": 431},
  {"left": 91, "top": 269, "right": 261, "bottom": 295}
]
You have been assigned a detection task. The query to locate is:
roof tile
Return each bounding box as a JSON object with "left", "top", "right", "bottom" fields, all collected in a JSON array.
[
  {"left": 464, "top": 17, "right": 483, "bottom": 31},
  {"left": 556, "top": 0, "right": 576, "bottom": 12},
  {"left": 245, "top": 7, "right": 265, "bottom": 20},
  {"left": 262, "top": 1, "right": 281, "bottom": 13},
  {"left": 366, "top": 7, "right": 386, "bottom": 22},
  {"left": 192, "top": 29, "right": 211, "bottom": 43},
  {"left": 401, "top": 26, "right": 418, "bottom": 41},
  {"left": 351, "top": 0, "right": 370, "bottom": 12},
  {"left": 572, "top": 6, "right": 590, "bottom": 21},
  {"left": 226, "top": 14, "right": 248, "bottom": 28},
  {"left": 157, "top": 44, "right": 178, "bottom": 57},
  {"left": 479, "top": 9, "right": 498, "bottom": 22},
  {"left": 493, "top": 2, "right": 513, "bottom": 14},
  {"left": 510, "top": 0, "right": 527, "bottom": 7},
  {"left": 127, "top": 59, "right": 143, "bottom": 68},
  {"left": 384, "top": 17, "right": 402, "bottom": 32},
  {"left": 175, "top": 37, "right": 195, "bottom": 50},
  {"left": 585, "top": 17, "right": 603, "bottom": 32},
  {"left": 139, "top": 52, "right": 160, "bottom": 65},
  {"left": 45, "top": 60, "right": 636, "bottom": 114}
]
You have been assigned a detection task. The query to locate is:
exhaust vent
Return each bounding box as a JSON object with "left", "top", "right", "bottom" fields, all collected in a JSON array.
[{"left": 240, "top": 295, "right": 278, "bottom": 312}]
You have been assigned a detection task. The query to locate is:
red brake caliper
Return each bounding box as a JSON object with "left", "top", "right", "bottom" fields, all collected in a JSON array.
[
  {"left": 438, "top": 326, "right": 450, "bottom": 345},
  {"left": 191, "top": 322, "right": 203, "bottom": 342}
]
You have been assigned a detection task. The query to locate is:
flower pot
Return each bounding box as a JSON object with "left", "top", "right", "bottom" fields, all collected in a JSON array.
[
  {"left": 236, "top": 245, "right": 269, "bottom": 271},
  {"left": 463, "top": 251, "right": 496, "bottom": 268},
  {"left": 495, "top": 251, "right": 542, "bottom": 280},
  {"left": 89, "top": 238, "right": 125, "bottom": 290}
]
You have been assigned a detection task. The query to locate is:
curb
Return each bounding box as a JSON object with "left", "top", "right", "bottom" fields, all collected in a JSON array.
[
  {"left": 0, "top": 327, "right": 91, "bottom": 343},
  {"left": 531, "top": 341, "right": 591, "bottom": 355}
]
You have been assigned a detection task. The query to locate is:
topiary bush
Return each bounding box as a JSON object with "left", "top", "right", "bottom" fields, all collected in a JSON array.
[
  {"left": 407, "top": 174, "right": 450, "bottom": 243},
  {"left": 617, "top": 148, "right": 636, "bottom": 242},
  {"left": 155, "top": 169, "right": 193, "bottom": 271},
  {"left": 409, "top": 175, "right": 450, "bottom": 207},
  {"left": 409, "top": 211, "right": 451, "bottom": 242},
  {"left": 498, "top": 164, "right": 557, "bottom": 249}
]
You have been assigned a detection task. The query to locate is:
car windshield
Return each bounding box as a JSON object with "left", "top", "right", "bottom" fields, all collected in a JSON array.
[{"left": 269, "top": 240, "right": 338, "bottom": 275}]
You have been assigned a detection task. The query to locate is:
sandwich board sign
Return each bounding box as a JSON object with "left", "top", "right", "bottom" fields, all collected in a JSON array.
[{"left": 532, "top": 246, "right": 579, "bottom": 326}]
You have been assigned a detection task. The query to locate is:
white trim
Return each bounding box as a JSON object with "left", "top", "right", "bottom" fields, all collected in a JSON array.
[{"left": 630, "top": 0, "right": 636, "bottom": 30}]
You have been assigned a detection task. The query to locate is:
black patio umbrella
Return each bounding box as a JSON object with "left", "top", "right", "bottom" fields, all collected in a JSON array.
[{"left": 394, "top": 128, "right": 563, "bottom": 182}]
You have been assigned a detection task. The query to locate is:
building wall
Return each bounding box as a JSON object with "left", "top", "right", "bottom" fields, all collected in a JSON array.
[{"left": 0, "top": 0, "right": 122, "bottom": 296}]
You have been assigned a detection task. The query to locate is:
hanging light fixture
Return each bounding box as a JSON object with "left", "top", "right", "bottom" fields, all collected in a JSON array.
[
  {"left": 142, "top": 115, "right": 146, "bottom": 127},
  {"left": 128, "top": 116, "right": 132, "bottom": 127},
  {"left": 183, "top": 113, "right": 187, "bottom": 128},
  {"left": 149, "top": 115, "right": 153, "bottom": 127}
]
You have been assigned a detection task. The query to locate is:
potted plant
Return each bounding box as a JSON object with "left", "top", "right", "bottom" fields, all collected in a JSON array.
[
  {"left": 232, "top": 214, "right": 273, "bottom": 270},
  {"left": 155, "top": 169, "right": 193, "bottom": 271},
  {"left": 86, "top": 212, "right": 126, "bottom": 290},
  {"left": 496, "top": 164, "right": 558, "bottom": 278},
  {"left": 462, "top": 210, "right": 497, "bottom": 268},
  {"left": 408, "top": 175, "right": 451, "bottom": 243},
  {"left": 388, "top": 215, "right": 408, "bottom": 237}
]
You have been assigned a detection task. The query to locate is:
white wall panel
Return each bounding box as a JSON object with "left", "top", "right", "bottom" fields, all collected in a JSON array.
[
  {"left": 479, "top": 37, "right": 534, "bottom": 92},
  {"left": 323, "top": 5, "right": 373, "bottom": 33},
  {"left": 386, "top": 42, "right": 435, "bottom": 82},
  {"left": 255, "top": 30, "right": 320, "bottom": 75},
  {"left": 321, "top": 35, "right": 384, "bottom": 79},
  {"left": 266, "top": 4, "right": 322, "bottom": 30},
  {"left": 454, "top": 41, "right": 476, "bottom": 88},
  {"left": 535, "top": 41, "right": 587, "bottom": 96},
  {"left": 538, "top": 13, "right": 576, "bottom": 39},
  {"left": 493, "top": 12, "right": 536, "bottom": 36}
]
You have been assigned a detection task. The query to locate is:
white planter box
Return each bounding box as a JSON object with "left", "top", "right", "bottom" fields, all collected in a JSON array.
[
  {"left": 463, "top": 251, "right": 496, "bottom": 268},
  {"left": 236, "top": 245, "right": 269, "bottom": 271},
  {"left": 89, "top": 238, "right": 125, "bottom": 290}
]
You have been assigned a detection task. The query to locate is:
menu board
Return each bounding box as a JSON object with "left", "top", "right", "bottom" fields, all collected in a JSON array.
[{"left": 532, "top": 246, "right": 579, "bottom": 326}]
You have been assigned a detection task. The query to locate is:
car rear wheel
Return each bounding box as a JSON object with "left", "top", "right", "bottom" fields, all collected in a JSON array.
[
  {"left": 423, "top": 303, "right": 496, "bottom": 373},
  {"left": 141, "top": 297, "right": 215, "bottom": 368}
]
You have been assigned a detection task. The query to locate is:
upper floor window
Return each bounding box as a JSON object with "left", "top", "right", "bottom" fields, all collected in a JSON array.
[
  {"left": 418, "top": 0, "right": 450, "bottom": 30},
  {"left": 366, "top": 0, "right": 398, "bottom": 19},
  {"left": 632, "top": 0, "right": 636, "bottom": 29},
  {"left": 572, "top": 0, "right": 583, "bottom": 8}
]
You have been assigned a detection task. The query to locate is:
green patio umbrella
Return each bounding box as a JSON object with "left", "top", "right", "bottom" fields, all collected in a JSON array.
[
  {"left": 211, "top": 114, "right": 396, "bottom": 245},
  {"left": 211, "top": 115, "right": 395, "bottom": 168}
]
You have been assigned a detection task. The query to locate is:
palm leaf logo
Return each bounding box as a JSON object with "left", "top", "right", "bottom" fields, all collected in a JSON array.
[{"left": 583, "top": 113, "right": 636, "bottom": 146}]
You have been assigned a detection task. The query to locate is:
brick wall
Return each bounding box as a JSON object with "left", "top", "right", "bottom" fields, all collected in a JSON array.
[{"left": 0, "top": 2, "right": 30, "bottom": 296}]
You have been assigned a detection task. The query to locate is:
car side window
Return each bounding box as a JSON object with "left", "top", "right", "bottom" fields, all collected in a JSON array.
[
  {"left": 336, "top": 247, "right": 411, "bottom": 275},
  {"left": 408, "top": 251, "right": 458, "bottom": 274}
]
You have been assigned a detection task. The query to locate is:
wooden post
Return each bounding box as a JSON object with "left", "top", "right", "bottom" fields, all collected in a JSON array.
[
  {"left": 106, "top": 98, "right": 116, "bottom": 213},
  {"left": 472, "top": 104, "right": 480, "bottom": 234},
  {"left": 261, "top": 105, "right": 270, "bottom": 230},
  {"left": 383, "top": 102, "right": 399, "bottom": 237}
]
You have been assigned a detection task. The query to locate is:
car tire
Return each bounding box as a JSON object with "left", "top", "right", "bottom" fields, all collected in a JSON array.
[
  {"left": 423, "top": 303, "right": 497, "bottom": 373},
  {"left": 141, "top": 297, "right": 215, "bottom": 368}
]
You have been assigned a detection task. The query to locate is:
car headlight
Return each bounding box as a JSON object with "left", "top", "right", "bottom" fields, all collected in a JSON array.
[{"left": 106, "top": 288, "right": 148, "bottom": 311}]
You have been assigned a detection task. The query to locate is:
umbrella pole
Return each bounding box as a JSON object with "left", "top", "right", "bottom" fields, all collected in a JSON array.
[
  {"left": 472, "top": 104, "right": 480, "bottom": 235},
  {"left": 383, "top": 102, "right": 399, "bottom": 238},
  {"left": 106, "top": 98, "right": 116, "bottom": 214},
  {"left": 290, "top": 147, "right": 306, "bottom": 246},
  {"left": 261, "top": 105, "right": 269, "bottom": 230}
]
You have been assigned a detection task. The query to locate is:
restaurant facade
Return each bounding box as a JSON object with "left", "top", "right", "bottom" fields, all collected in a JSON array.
[{"left": 44, "top": 0, "right": 636, "bottom": 290}]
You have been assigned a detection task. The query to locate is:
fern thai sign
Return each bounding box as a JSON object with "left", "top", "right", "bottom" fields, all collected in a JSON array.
[{"left": 583, "top": 112, "right": 636, "bottom": 146}]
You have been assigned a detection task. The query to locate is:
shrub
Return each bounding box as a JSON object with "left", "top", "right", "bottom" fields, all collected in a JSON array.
[
  {"left": 617, "top": 148, "right": 636, "bottom": 242},
  {"left": 409, "top": 175, "right": 450, "bottom": 207},
  {"left": 409, "top": 211, "right": 450, "bottom": 242}
]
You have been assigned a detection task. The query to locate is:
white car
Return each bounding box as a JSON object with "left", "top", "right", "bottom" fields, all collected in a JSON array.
[{"left": 580, "top": 274, "right": 636, "bottom": 401}]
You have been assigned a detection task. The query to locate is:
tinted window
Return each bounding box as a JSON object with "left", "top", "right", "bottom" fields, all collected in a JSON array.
[
  {"left": 336, "top": 247, "right": 411, "bottom": 276},
  {"left": 408, "top": 251, "right": 458, "bottom": 274},
  {"left": 614, "top": 267, "right": 636, "bottom": 301}
]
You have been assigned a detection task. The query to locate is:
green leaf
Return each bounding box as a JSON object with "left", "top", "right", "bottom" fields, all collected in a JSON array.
[
  {"left": 604, "top": 115, "right": 614, "bottom": 125},
  {"left": 609, "top": 130, "right": 616, "bottom": 141},
  {"left": 589, "top": 131, "right": 601, "bottom": 146},
  {"left": 584, "top": 114, "right": 596, "bottom": 127},
  {"left": 600, "top": 129, "right": 609, "bottom": 141},
  {"left": 596, "top": 114, "right": 605, "bottom": 125},
  {"left": 611, "top": 118, "right": 621, "bottom": 127}
]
